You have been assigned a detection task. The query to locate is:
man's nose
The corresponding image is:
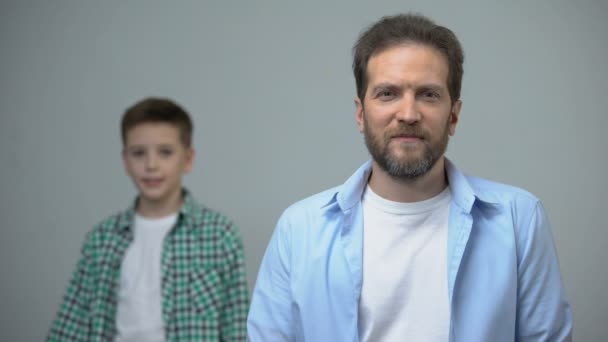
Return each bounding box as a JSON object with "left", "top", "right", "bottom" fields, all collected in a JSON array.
[{"left": 395, "top": 93, "right": 421, "bottom": 124}]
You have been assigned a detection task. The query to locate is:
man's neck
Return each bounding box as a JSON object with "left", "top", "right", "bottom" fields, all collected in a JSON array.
[{"left": 368, "top": 157, "right": 448, "bottom": 203}]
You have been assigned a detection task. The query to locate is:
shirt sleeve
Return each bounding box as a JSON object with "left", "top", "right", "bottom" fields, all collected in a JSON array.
[
  {"left": 247, "top": 213, "right": 296, "bottom": 341},
  {"left": 220, "top": 223, "right": 250, "bottom": 342},
  {"left": 47, "top": 234, "right": 94, "bottom": 341},
  {"left": 516, "top": 201, "right": 573, "bottom": 341}
]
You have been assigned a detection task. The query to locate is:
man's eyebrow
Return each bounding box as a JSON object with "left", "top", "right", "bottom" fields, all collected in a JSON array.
[
  {"left": 370, "top": 82, "right": 446, "bottom": 92},
  {"left": 417, "top": 83, "right": 446, "bottom": 92},
  {"left": 370, "top": 82, "right": 401, "bottom": 92}
]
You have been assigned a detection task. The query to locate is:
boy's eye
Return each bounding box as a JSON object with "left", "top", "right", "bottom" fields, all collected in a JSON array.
[
  {"left": 130, "top": 149, "right": 145, "bottom": 158},
  {"left": 159, "top": 148, "right": 173, "bottom": 157}
]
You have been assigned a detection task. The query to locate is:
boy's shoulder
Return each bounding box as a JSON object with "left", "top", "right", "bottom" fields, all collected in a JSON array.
[
  {"left": 82, "top": 207, "right": 133, "bottom": 247},
  {"left": 180, "top": 193, "right": 240, "bottom": 236}
]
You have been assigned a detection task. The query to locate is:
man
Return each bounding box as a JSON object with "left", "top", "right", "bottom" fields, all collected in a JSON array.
[{"left": 248, "top": 13, "right": 572, "bottom": 341}]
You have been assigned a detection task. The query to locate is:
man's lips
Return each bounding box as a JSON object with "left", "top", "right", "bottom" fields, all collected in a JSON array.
[{"left": 391, "top": 134, "right": 422, "bottom": 142}]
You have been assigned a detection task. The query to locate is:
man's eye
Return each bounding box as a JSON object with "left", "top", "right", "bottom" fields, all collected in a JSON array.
[
  {"left": 421, "top": 90, "right": 439, "bottom": 100},
  {"left": 378, "top": 90, "right": 395, "bottom": 100}
]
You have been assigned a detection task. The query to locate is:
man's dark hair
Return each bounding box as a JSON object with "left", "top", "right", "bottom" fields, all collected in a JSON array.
[
  {"left": 121, "top": 97, "right": 193, "bottom": 147},
  {"left": 353, "top": 13, "right": 464, "bottom": 104}
]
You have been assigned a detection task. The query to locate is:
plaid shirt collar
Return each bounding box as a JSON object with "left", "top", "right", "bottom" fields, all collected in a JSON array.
[{"left": 115, "top": 188, "right": 200, "bottom": 232}]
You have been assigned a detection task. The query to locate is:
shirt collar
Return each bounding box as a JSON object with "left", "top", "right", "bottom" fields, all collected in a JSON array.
[
  {"left": 444, "top": 158, "right": 499, "bottom": 212},
  {"left": 323, "top": 158, "right": 498, "bottom": 214},
  {"left": 321, "top": 160, "right": 372, "bottom": 212},
  {"left": 116, "top": 188, "right": 198, "bottom": 231}
]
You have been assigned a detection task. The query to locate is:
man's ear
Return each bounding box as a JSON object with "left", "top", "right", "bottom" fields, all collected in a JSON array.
[
  {"left": 355, "top": 96, "right": 365, "bottom": 133},
  {"left": 448, "top": 100, "right": 462, "bottom": 136}
]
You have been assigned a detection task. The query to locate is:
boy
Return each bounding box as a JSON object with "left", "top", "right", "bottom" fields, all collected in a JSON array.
[{"left": 48, "top": 97, "right": 249, "bottom": 341}]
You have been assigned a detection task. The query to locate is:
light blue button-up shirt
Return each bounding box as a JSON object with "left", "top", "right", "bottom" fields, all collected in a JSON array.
[{"left": 248, "top": 159, "right": 572, "bottom": 341}]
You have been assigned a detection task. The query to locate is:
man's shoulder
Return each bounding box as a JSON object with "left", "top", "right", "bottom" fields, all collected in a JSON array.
[
  {"left": 281, "top": 185, "right": 342, "bottom": 219},
  {"left": 465, "top": 174, "right": 540, "bottom": 208}
]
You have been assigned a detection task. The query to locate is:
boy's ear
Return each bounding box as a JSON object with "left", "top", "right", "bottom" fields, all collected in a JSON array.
[
  {"left": 121, "top": 148, "right": 128, "bottom": 167},
  {"left": 184, "top": 148, "right": 195, "bottom": 173}
]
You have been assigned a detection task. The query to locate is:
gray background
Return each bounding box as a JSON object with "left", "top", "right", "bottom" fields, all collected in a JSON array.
[{"left": 1, "top": 0, "right": 606, "bottom": 340}]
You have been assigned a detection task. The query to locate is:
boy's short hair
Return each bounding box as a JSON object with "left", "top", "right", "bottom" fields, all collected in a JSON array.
[{"left": 121, "top": 97, "right": 193, "bottom": 147}]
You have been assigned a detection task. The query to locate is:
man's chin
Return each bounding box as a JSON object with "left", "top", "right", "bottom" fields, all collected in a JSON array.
[
  {"left": 386, "top": 148, "right": 424, "bottom": 163},
  {"left": 378, "top": 150, "right": 439, "bottom": 179}
]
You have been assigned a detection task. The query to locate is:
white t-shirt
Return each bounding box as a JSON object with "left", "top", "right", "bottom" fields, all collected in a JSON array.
[
  {"left": 114, "top": 213, "right": 177, "bottom": 342},
  {"left": 358, "top": 185, "right": 452, "bottom": 342}
]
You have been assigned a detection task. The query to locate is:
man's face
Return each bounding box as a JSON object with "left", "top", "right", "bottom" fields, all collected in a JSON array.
[
  {"left": 355, "top": 44, "right": 461, "bottom": 180},
  {"left": 123, "top": 123, "right": 194, "bottom": 208}
]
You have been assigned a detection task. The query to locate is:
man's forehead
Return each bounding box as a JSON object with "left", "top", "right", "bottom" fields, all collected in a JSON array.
[
  {"left": 366, "top": 44, "right": 449, "bottom": 88},
  {"left": 368, "top": 42, "right": 448, "bottom": 66}
]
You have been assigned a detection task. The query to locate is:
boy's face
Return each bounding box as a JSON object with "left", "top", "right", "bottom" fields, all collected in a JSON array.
[{"left": 122, "top": 123, "right": 194, "bottom": 211}]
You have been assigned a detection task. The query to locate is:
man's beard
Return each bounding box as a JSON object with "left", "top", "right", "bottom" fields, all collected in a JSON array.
[{"left": 363, "top": 115, "right": 450, "bottom": 180}]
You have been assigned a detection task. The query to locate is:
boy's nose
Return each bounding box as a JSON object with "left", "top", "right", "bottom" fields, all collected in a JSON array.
[{"left": 145, "top": 155, "right": 159, "bottom": 170}]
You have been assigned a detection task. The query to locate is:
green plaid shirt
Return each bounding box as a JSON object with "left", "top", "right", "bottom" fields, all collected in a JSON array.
[{"left": 47, "top": 190, "right": 249, "bottom": 341}]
